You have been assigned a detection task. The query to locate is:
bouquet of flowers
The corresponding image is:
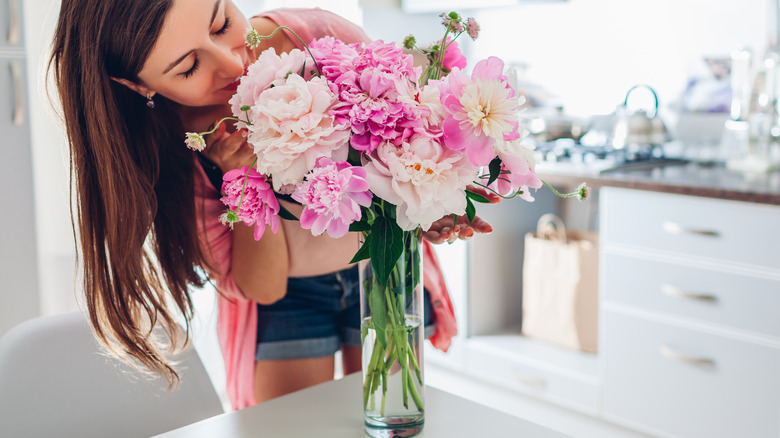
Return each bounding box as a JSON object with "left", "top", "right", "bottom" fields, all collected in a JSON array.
[{"left": 186, "top": 11, "right": 586, "bottom": 433}]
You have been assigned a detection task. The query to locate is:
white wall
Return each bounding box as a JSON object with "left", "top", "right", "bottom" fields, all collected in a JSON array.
[
  {"left": 363, "top": 0, "right": 769, "bottom": 118},
  {"left": 470, "top": 0, "right": 768, "bottom": 117}
]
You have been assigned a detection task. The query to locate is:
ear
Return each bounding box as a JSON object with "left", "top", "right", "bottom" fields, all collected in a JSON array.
[{"left": 110, "top": 77, "right": 155, "bottom": 98}]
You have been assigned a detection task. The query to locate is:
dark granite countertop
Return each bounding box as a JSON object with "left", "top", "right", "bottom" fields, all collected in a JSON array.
[{"left": 536, "top": 162, "right": 780, "bottom": 205}]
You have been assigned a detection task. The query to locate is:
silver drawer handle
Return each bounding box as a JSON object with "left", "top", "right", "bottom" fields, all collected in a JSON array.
[
  {"left": 660, "top": 345, "right": 715, "bottom": 367},
  {"left": 661, "top": 284, "right": 717, "bottom": 303},
  {"left": 10, "top": 61, "right": 24, "bottom": 126},
  {"left": 509, "top": 371, "right": 547, "bottom": 389},
  {"left": 662, "top": 221, "right": 719, "bottom": 237},
  {"left": 8, "top": 0, "right": 20, "bottom": 45}
]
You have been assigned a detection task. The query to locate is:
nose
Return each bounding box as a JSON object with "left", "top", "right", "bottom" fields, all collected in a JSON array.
[{"left": 212, "top": 42, "right": 245, "bottom": 79}]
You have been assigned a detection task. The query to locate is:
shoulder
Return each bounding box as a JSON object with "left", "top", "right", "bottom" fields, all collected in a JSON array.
[
  {"left": 251, "top": 8, "right": 371, "bottom": 47},
  {"left": 248, "top": 15, "right": 297, "bottom": 55}
]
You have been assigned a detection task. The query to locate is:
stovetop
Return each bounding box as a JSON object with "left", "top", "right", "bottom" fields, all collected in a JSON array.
[{"left": 533, "top": 139, "right": 687, "bottom": 174}]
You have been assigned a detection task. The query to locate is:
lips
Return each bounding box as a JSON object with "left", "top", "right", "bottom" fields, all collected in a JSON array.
[
  {"left": 223, "top": 63, "right": 250, "bottom": 91},
  {"left": 223, "top": 79, "right": 240, "bottom": 91}
]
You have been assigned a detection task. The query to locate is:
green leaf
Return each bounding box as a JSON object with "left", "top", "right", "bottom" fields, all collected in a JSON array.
[
  {"left": 465, "top": 197, "right": 476, "bottom": 223},
  {"left": 370, "top": 216, "right": 404, "bottom": 287},
  {"left": 349, "top": 233, "right": 372, "bottom": 264},
  {"left": 487, "top": 157, "right": 502, "bottom": 186},
  {"left": 349, "top": 221, "right": 371, "bottom": 232},
  {"left": 368, "top": 284, "right": 388, "bottom": 349},
  {"left": 466, "top": 190, "right": 491, "bottom": 204},
  {"left": 277, "top": 203, "right": 299, "bottom": 221},
  {"left": 347, "top": 147, "right": 362, "bottom": 166}
]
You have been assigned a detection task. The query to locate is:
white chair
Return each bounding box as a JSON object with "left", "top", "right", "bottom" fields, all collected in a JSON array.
[{"left": 0, "top": 311, "right": 224, "bottom": 438}]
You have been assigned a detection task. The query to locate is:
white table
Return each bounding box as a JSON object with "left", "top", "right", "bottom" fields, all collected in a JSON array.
[{"left": 152, "top": 373, "right": 570, "bottom": 437}]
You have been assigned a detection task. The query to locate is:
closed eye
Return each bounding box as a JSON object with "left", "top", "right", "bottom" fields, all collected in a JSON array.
[
  {"left": 179, "top": 13, "right": 231, "bottom": 79},
  {"left": 181, "top": 58, "right": 200, "bottom": 79},
  {"left": 214, "top": 16, "right": 232, "bottom": 36}
]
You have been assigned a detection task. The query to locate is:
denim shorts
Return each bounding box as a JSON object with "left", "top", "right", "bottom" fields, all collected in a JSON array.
[{"left": 255, "top": 265, "right": 435, "bottom": 360}]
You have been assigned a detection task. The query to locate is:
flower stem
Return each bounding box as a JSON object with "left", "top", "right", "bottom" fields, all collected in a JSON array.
[
  {"left": 203, "top": 116, "right": 249, "bottom": 135},
  {"left": 235, "top": 157, "right": 259, "bottom": 213},
  {"left": 258, "top": 26, "right": 323, "bottom": 77},
  {"left": 541, "top": 179, "right": 585, "bottom": 199}
]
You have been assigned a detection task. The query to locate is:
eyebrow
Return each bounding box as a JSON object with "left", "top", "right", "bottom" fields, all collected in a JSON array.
[{"left": 162, "top": 0, "right": 222, "bottom": 74}]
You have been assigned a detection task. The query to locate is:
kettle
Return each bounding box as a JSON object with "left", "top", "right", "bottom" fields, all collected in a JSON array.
[{"left": 611, "top": 84, "right": 669, "bottom": 148}]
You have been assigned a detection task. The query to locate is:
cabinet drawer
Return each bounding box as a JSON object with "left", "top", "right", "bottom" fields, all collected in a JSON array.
[
  {"left": 603, "top": 311, "right": 780, "bottom": 438},
  {"left": 601, "top": 188, "right": 780, "bottom": 270},
  {"left": 603, "top": 252, "right": 780, "bottom": 338},
  {"left": 467, "top": 344, "right": 600, "bottom": 415}
]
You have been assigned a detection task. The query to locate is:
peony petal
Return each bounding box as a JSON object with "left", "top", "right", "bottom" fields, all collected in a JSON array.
[
  {"left": 442, "top": 116, "right": 469, "bottom": 151},
  {"left": 466, "top": 135, "right": 495, "bottom": 167},
  {"left": 253, "top": 223, "right": 266, "bottom": 241},
  {"left": 472, "top": 56, "right": 505, "bottom": 80},
  {"left": 327, "top": 218, "right": 349, "bottom": 238}
]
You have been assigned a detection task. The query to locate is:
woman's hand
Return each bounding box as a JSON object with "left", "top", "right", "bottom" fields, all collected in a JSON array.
[
  {"left": 423, "top": 185, "right": 501, "bottom": 244},
  {"left": 200, "top": 121, "right": 256, "bottom": 173},
  {"left": 423, "top": 214, "right": 493, "bottom": 244}
]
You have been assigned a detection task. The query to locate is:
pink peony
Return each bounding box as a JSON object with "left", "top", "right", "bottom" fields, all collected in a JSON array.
[
  {"left": 220, "top": 166, "right": 280, "bottom": 241},
  {"left": 332, "top": 67, "right": 422, "bottom": 153},
  {"left": 291, "top": 157, "right": 373, "bottom": 238},
  {"left": 229, "top": 48, "right": 312, "bottom": 130},
  {"left": 417, "top": 83, "right": 447, "bottom": 132},
  {"left": 321, "top": 40, "right": 424, "bottom": 154},
  {"left": 486, "top": 139, "right": 542, "bottom": 200},
  {"left": 438, "top": 37, "right": 467, "bottom": 72},
  {"left": 308, "top": 37, "right": 361, "bottom": 82},
  {"left": 440, "top": 57, "right": 521, "bottom": 167},
  {"left": 363, "top": 134, "right": 477, "bottom": 231},
  {"left": 246, "top": 74, "right": 350, "bottom": 190}
]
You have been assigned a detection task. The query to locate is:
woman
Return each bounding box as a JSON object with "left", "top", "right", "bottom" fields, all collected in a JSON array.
[{"left": 50, "top": 0, "right": 490, "bottom": 410}]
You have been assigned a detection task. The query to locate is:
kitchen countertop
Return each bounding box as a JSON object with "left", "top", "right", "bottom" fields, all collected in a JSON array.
[{"left": 536, "top": 161, "right": 780, "bottom": 205}]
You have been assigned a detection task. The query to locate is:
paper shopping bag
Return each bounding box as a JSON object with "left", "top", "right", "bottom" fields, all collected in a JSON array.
[{"left": 521, "top": 214, "right": 599, "bottom": 353}]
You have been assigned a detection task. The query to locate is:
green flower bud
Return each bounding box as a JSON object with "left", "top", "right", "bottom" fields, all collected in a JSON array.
[{"left": 402, "top": 35, "right": 416, "bottom": 50}]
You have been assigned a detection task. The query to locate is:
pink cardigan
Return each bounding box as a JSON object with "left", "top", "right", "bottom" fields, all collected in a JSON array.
[{"left": 195, "top": 8, "right": 457, "bottom": 411}]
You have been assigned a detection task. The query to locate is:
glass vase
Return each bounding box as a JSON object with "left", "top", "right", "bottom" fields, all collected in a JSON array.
[{"left": 359, "top": 229, "right": 424, "bottom": 437}]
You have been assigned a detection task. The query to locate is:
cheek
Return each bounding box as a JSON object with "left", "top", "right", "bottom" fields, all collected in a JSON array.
[{"left": 165, "top": 79, "right": 218, "bottom": 106}]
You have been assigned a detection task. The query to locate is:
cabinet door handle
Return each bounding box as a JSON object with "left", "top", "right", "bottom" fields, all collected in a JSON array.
[
  {"left": 10, "top": 61, "right": 24, "bottom": 126},
  {"left": 662, "top": 221, "right": 719, "bottom": 237},
  {"left": 660, "top": 345, "right": 715, "bottom": 367},
  {"left": 8, "top": 0, "right": 20, "bottom": 45},
  {"left": 509, "top": 370, "right": 547, "bottom": 389},
  {"left": 661, "top": 284, "right": 717, "bottom": 303}
]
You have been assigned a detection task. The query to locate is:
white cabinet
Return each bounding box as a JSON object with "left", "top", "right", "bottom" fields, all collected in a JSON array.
[
  {"left": 600, "top": 188, "right": 780, "bottom": 438},
  {"left": 0, "top": 0, "right": 39, "bottom": 335}
]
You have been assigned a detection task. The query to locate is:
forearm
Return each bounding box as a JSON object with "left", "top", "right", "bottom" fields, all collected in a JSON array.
[{"left": 231, "top": 223, "right": 289, "bottom": 304}]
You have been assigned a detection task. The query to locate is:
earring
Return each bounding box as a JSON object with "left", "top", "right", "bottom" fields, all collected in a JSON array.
[{"left": 146, "top": 93, "right": 155, "bottom": 109}]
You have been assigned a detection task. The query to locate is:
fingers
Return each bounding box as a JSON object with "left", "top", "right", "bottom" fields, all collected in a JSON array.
[
  {"left": 466, "top": 184, "right": 502, "bottom": 204},
  {"left": 466, "top": 216, "right": 493, "bottom": 234},
  {"left": 422, "top": 229, "right": 446, "bottom": 244},
  {"left": 202, "top": 127, "right": 254, "bottom": 172}
]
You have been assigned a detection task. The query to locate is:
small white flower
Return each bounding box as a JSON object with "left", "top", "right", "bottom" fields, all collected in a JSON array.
[
  {"left": 219, "top": 210, "right": 238, "bottom": 229},
  {"left": 577, "top": 183, "right": 590, "bottom": 201},
  {"left": 245, "top": 27, "right": 262, "bottom": 49},
  {"left": 185, "top": 132, "right": 206, "bottom": 151}
]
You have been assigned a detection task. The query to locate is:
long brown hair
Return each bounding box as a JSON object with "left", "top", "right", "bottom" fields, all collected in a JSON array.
[{"left": 49, "top": 0, "right": 209, "bottom": 385}]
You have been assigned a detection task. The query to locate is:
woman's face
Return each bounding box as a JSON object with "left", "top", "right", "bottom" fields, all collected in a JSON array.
[{"left": 137, "top": 0, "right": 251, "bottom": 107}]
